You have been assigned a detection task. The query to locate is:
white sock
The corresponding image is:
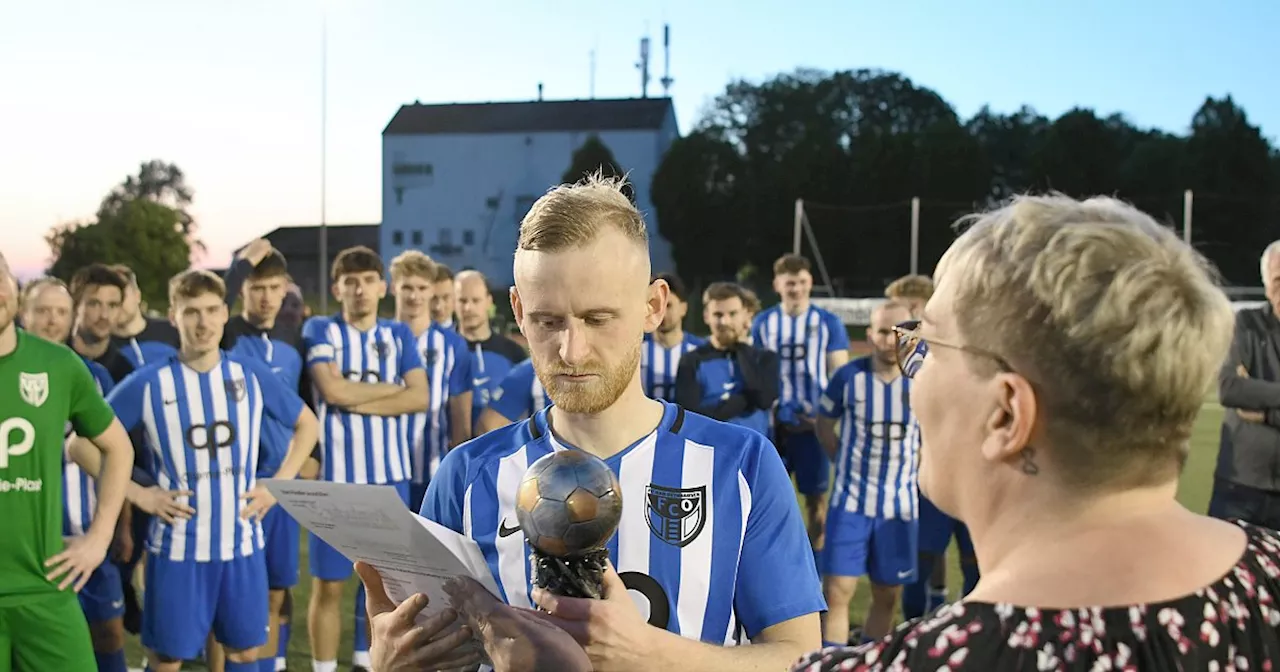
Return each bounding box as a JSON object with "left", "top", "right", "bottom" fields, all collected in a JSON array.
[
  {"left": 312, "top": 661, "right": 338, "bottom": 672},
  {"left": 275, "top": 658, "right": 287, "bottom": 672},
  {"left": 352, "top": 651, "right": 372, "bottom": 667}
]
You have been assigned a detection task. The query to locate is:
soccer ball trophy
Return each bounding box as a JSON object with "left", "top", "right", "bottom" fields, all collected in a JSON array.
[{"left": 514, "top": 451, "right": 623, "bottom": 599}]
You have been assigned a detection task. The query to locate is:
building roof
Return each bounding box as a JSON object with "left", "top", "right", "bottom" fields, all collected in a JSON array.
[
  {"left": 253, "top": 224, "right": 380, "bottom": 257},
  {"left": 383, "top": 97, "right": 674, "bottom": 136}
]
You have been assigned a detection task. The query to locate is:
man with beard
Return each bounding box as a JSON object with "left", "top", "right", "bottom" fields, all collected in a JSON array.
[
  {"left": 675, "top": 281, "right": 779, "bottom": 437},
  {"left": 640, "top": 272, "right": 704, "bottom": 401},
  {"left": 108, "top": 264, "right": 179, "bottom": 368},
  {"left": 0, "top": 253, "right": 136, "bottom": 672},
  {"left": 814, "top": 300, "right": 918, "bottom": 647},
  {"left": 361, "top": 175, "right": 823, "bottom": 672},
  {"left": 68, "top": 265, "right": 135, "bottom": 384},
  {"left": 301, "top": 246, "right": 429, "bottom": 672},
  {"left": 453, "top": 270, "right": 527, "bottom": 432}
]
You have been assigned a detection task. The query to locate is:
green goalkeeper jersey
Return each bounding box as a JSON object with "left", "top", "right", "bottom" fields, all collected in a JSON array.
[{"left": 0, "top": 329, "right": 116, "bottom": 604}]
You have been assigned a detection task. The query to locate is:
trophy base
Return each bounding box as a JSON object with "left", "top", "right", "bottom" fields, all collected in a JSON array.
[{"left": 529, "top": 547, "right": 610, "bottom": 600}]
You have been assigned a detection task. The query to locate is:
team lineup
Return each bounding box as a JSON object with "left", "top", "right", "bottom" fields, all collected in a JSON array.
[{"left": 2, "top": 176, "right": 963, "bottom": 671}]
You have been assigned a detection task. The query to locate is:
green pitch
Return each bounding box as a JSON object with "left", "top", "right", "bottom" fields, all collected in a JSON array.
[{"left": 123, "top": 404, "right": 1225, "bottom": 668}]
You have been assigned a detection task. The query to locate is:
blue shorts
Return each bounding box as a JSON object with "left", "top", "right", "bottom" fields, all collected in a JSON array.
[
  {"left": 141, "top": 552, "right": 269, "bottom": 660},
  {"left": 918, "top": 495, "right": 975, "bottom": 557},
  {"left": 779, "top": 430, "right": 830, "bottom": 496},
  {"left": 262, "top": 505, "right": 300, "bottom": 589},
  {"left": 822, "top": 508, "right": 918, "bottom": 585},
  {"left": 310, "top": 481, "right": 411, "bottom": 582},
  {"left": 78, "top": 560, "right": 125, "bottom": 624}
]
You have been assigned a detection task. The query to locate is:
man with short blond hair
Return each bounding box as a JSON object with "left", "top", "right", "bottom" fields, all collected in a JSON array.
[
  {"left": 366, "top": 175, "right": 823, "bottom": 672},
  {"left": 388, "top": 250, "right": 472, "bottom": 507}
]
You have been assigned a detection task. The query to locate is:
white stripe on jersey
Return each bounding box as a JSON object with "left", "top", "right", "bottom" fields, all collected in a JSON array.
[
  {"left": 641, "top": 336, "right": 699, "bottom": 401},
  {"left": 319, "top": 320, "right": 409, "bottom": 485},
  {"left": 141, "top": 360, "right": 266, "bottom": 562},
  {"left": 406, "top": 327, "right": 456, "bottom": 484},
  {"left": 754, "top": 306, "right": 834, "bottom": 409},
  {"left": 833, "top": 369, "right": 917, "bottom": 519}
]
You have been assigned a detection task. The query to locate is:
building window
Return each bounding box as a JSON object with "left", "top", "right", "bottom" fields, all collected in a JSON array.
[
  {"left": 392, "top": 230, "right": 404, "bottom": 246},
  {"left": 439, "top": 228, "right": 453, "bottom": 246},
  {"left": 463, "top": 230, "right": 475, "bottom": 246},
  {"left": 411, "top": 230, "right": 423, "bottom": 246}
]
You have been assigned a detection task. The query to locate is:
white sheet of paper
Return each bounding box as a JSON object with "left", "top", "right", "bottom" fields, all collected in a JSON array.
[{"left": 262, "top": 479, "right": 502, "bottom": 657}]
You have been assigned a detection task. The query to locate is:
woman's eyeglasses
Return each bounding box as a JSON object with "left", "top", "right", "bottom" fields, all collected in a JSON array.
[{"left": 890, "top": 320, "right": 1013, "bottom": 379}]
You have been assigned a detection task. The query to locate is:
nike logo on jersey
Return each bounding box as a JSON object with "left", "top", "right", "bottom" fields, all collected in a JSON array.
[
  {"left": 497, "top": 518, "right": 521, "bottom": 537},
  {"left": 897, "top": 570, "right": 913, "bottom": 580}
]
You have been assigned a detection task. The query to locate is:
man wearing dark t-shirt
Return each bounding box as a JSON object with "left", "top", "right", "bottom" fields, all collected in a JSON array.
[
  {"left": 67, "top": 265, "right": 135, "bottom": 384},
  {"left": 108, "top": 264, "right": 179, "bottom": 369},
  {"left": 453, "top": 270, "right": 527, "bottom": 433}
]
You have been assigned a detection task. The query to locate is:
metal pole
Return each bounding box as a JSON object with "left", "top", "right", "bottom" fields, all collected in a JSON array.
[
  {"left": 910, "top": 197, "right": 920, "bottom": 275},
  {"left": 1183, "top": 189, "right": 1193, "bottom": 245},
  {"left": 793, "top": 199, "right": 803, "bottom": 255},
  {"left": 319, "top": 12, "right": 329, "bottom": 314}
]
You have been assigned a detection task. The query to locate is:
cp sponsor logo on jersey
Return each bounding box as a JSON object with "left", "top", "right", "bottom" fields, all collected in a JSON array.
[
  {"left": 645, "top": 484, "right": 706, "bottom": 548},
  {"left": 0, "top": 418, "right": 36, "bottom": 468},
  {"left": 19, "top": 372, "right": 49, "bottom": 408}
]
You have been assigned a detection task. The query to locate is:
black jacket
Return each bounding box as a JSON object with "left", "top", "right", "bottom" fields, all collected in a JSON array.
[
  {"left": 1218, "top": 306, "right": 1280, "bottom": 491},
  {"left": 674, "top": 342, "right": 780, "bottom": 422}
]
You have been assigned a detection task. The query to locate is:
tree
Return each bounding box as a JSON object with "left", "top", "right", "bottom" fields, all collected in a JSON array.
[
  {"left": 48, "top": 199, "right": 191, "bottom": 305},
  {"left": 99, "top": 159, "right": 201, "bottom": 252},
  {"left": 561, "top": 136, "right": 633, "bottom": 201},
  {"left": 653, "top": 67, "right": 1280, "bottom": 294}
]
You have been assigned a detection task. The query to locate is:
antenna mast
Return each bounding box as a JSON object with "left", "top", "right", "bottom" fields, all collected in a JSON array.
[
  {"left": 589, "top": 48, "right": 596, "bottom": 99},
  {"left": 660, "top": 24, "right": 673, "bottom": 97},
  {"left": 637, "top": 34, "right": 650, "bottom": 98}
]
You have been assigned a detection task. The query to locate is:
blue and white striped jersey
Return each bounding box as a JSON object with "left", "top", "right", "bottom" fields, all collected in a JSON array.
[
  {"left": 752, "top": 304, "right": 849, "bottom": 412},
  {"left": 421, "top": 401, "right": 825, "bottom": 643},
  {"left": 62, "top": 357, "right": 115, "bottom": 537},
  {"left": 818, "top": 357, "right": 917, "bottom": 520},
  {"left": 641, "top": 332, "right": 705, "bottom": 401},
  {"left": 106, "top": 354, "right": 304, "bottom": 562},
  {"left": 487, "top": 359, "right": 551, "bottom": 422},
  {"left": 403, "top": 323, "right": 472, "bottom": 485},
  {"left": 302, "top": 315, "right": 424, "bottom": 485}
]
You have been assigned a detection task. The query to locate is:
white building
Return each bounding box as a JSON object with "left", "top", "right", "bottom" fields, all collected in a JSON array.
[{"left": 381, "top": 97, "right": 680, "bottom": 288}]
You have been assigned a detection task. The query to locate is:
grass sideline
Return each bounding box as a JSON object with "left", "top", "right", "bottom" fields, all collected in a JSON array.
[{"left": 124, "top": 403, "right": 1226, "bottom": 669}]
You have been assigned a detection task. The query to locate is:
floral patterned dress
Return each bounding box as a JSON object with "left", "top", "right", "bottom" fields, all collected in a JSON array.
[{"left": 792, "top": 521, "right": 1280, "bottom": 671}]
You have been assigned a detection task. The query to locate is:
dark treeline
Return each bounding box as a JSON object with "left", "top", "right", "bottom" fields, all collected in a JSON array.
[{"left": 648, "top": 68, "right": 1280, "bottom": 295}]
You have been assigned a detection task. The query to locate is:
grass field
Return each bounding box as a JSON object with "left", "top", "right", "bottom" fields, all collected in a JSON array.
[{"left": 124, "top": 403, "right": 1227, "bottom": 670}]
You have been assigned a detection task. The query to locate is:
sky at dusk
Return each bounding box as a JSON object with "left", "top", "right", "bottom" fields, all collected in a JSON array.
[{"left": 2, "top": 0, "right": 1277, "bottom": 278}]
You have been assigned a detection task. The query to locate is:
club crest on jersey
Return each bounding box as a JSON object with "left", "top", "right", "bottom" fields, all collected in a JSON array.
[
  {"left": 372, "top": 342, "right": 391, "bottom": 360},
  {"left": 645, "top": 484, "right": 706, "bottom": 547},
  {"left": 19, "top": 372, "right": 49, "bottom": 408},
  {"left": 227, "top": 377, "right": 246, "bottom": 402}
]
